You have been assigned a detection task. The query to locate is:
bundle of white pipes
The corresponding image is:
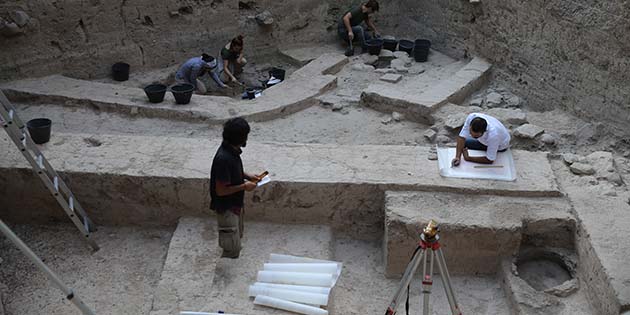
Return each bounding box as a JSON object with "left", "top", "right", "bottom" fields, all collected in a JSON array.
[{"left": 248, "top": 254, "right": 343, "bottom": 315}]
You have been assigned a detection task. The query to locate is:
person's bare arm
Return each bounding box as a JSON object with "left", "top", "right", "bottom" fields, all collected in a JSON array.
[
  {"left": 462, "top": 149, "right": 494, "bottom": 164},
  {"left": 452, "top": 136, "right": 466, "bottom": 167},
  {"left": 215, "top": 181, "right": 256, "bottom": 196},
  {"left": 223, "top": 59, "right": 236, "bottom": 82},
  {"left": 343, "top": 13, "right": 354, "bottom": 40},
  {"left": 238, "top": 49, "right": 245, "bottom": 64},
  {"left": 365, "top": 15, "right": 378, "bottom": 34}
]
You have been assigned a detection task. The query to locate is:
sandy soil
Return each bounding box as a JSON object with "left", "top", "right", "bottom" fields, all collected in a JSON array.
[{"left": 0, "top": 223, "right": 172, "bottom": 315}]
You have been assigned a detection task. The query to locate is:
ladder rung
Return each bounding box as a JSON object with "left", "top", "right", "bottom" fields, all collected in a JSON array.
[
  {"left": 8, "top": 109, "right": 14, "bottom": 122},
  {"left": 53, "top": 176, "right": 59, "bottom": 195},
  {"left": 68, "top": 196, "right": 74, "bottom": 212},
  {"left": 37, "top": 154, "right": 44, "bottom": 169},
  {"left": 84, "top": 217, "right": 89, "bottom": 233}
]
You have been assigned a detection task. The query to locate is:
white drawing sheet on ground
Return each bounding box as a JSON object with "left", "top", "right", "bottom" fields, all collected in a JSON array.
[
  {"left": 437, "top": 146, "right": 517, "bottom": 181},
  {"left": 257, "top": 175, "right": 271, "bottom": 187}
]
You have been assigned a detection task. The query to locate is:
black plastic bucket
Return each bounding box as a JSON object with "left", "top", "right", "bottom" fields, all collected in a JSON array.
[
  {"left": 246, "top": 88, "right": 256, "bottom": 100},
  {"left": 144, "top": 84, "right": 167, "bottom": 103},
  {"left": 112, "top": 62, "right": 130, "bottom": 81},
  {"left": 398, "top": 40, "right": 414, "bottom": 55},
  {"left": 26, "top": 118, "right": 52, "bottom": 144},
  {"left": 383, "top": 38, "right": 398, "bottom": 51},
  {"left": 414, "top": 39, "right": 431, "bottom": 62},
  {"left": 366, "top": 38, "right": 384, "bottom": 55},
  {"left": 269, "top": 67, "right": 286, "bottom": 81},
  {"left": 171, "top": 83, "right": 194, "bottom": 105}
]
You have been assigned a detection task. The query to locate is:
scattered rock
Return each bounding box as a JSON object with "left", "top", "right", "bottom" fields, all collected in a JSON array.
[
  {"left": 10, "top": 10, "right": 30, "bottom": 27},
  {"left": 603, "top": 189, "right": 617, "bottom": 197},
  {"left": 570, "top": 162, "right": 596, "bottom": 176},
  {"left": 362, "top": 54, "right": 379, "bottom": 65},
  {"left": 390, "top": 59, "right": 409, "bottom": 73},
  {"left": 381, "top": 117, "right": 393, "bottom": 125},
  {"left": 408, "top": 64, "right": 425, "bottom": 75},
  {"left": 444, "top": 113, "right": 468, "bottom": 130},
  {"left": 487, "top": 108, "right": 528, "bottom": 125},
  {"left": 1, "top": 22, "right": 24, "bottom": 37},
  {"left": 575, "top": 123, "right": 599, "bottom": 143},
  {"left": 351, "top": 63, "right": 375, "bottom": 72},
  {"left": 379, "top": 49, "right": 395, "bottom": 59},
  {"left": 540, "top": 133, "right": 557, "bottom": 145},
  {"left": 436, "top": 135, "right": 451, "bottom": 144},
  {"left": 427, "top": 152, "right": 438, "bottom": 160},
  {"left": 513, "top": 124, "right": 545, "bottom": 139},
  {"left": 424, "top": 129, "right": 437, "bottom": 142},
  {"left": 255, "top": 10, "right": 274, "bottom": 26},
  {"left": 544, "top": 279, "right": 578, "bottom": 297},
  {"left": 393, "top": 51, "right": 408, "bottom": 59},
  {"left": 585, "top": 151, "right": 622, "bottom": 184},
  {"left": 169, "top": 11, "right": 180, "bottom": 17},
  {"left": 392, "top": 112, "right": 403, "bottom": 121},
  {"left": 469, "top": 97, "right": 483, "bottom": 107},
  {"left": 380, "top": 73, "right": 403, "bottom": 83},
  {"left": 562, "top": 153, "right": 583, "bottom": 165},
  {"left": 130, "top": 107, "right": 139, "bottom": 115},
  {"left": 375, "top": 68, "right": 396, "bottom": 74},
  {"left": 485, "top": 92, "right": 503, "bottom": 108},
  {"left": 332, "top": 103, "right": 344, "bottom": 111},
  {"left": 505, "top": 95, "right": 522, "bottom": 107}
]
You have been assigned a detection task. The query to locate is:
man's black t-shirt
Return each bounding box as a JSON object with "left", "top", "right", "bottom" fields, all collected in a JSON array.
[{"left": 210, "top": 142, "right": 245, "bottom": 215}]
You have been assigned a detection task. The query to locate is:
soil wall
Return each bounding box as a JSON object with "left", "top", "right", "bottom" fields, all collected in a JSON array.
[{"left": 1, "top": 0, "right": 629, "bottom": 136}]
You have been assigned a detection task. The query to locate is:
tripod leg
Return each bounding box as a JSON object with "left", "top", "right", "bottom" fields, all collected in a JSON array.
[
  {"left": 435, "top": 248, "right": 462, "bottom": 315},
  {"left": 422, "top": 250, "right": 435, "bottom": 315},
  {"left": 385, "top": 248, "right": 426, "bottom": 315}
]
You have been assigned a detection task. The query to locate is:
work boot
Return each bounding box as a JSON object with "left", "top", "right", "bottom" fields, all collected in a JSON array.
[{"left": 344, "top": 46, "right": 354, "bottom": 57}]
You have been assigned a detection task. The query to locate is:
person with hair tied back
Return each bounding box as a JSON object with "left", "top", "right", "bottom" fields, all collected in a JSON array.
[
  {"left": 451, "top": 113, "right": 511, "bottom": 167},
  {"left": 338, "top": 0, "right": 380, "bottom": 56},
  {"left": 175, "top": 53, "right": 227, "bottom": 94},
  {"left": 219, "top": 35, "right": 247, "bottom": 84},
  {"left": 210, "top": 117, "right": 263, "bottom": 259}
]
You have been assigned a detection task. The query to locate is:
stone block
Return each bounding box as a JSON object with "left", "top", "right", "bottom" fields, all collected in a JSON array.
[
  {"left": 424, "top": 129, "right": 437, "bottom": 142},
  {"left": 469, "top": 97, "right": 483, "bottom": 107},
  {"left": 485, "top": 91, "right": 504, "bottom": 107},
  {"left": 444, "top": 113, "right": 468, "bottom": 130},
  {"left": 351, "top": 63, "right": 375, "bottom": 72},
  {"left": 570, "top": 162, "right": 596, "bottom": 175},
  {"left": 487, "top": 108, "right": 528, "bottom": 125},
  {"left": 10, "top": 11, "right": 30, "bottom": 27},
  {"left": 514, "top": 124, "right": 544, "bottom": 139},
  {"left": 392, "top": 111, "right": 403, "bottom": 121},
  {"left": 380, "top": 73, "right": 402, "bottom": 83},
  {"left": 390, "top": 59, "right": 409, "bottom": 73},
  {"left": 408, "top": 64, "right": 425, "bottom": 75},
  {"left": 379, "top": 49, "right": 395, "bottom": 59},
  {"left": 363, "top": 54, "right": 379, "bottom": 65},
  {"left": 255, "top": 10, "right": 274, "bottom": 25}
]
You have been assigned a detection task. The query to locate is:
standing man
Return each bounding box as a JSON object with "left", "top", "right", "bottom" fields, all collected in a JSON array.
[
  {"left": 451, "top": 113, "right": 511, "bottom": 166},
  {"left": 210, "top": 117, "right": 261, "bottom": 258},
  {"left": 338, "top": 0, "right": 380, "bottom": 56}
]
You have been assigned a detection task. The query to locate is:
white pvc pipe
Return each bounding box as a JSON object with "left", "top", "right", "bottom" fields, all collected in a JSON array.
[
  {"left": 254, "top": 295, "right": 328, "bottom": 315},
  {"left": 248, "top": 286, "right": 329, "bottom": 306},
  {"left": 269, "top": 254, "right": 333, "bottom": 264},
  {"left": 251, "top": 282, "right": 331, "bottom": 295},
  {"left": 264, "top": 263, "right": 338, "bottom": 274},
  {"left": 257, "top": 270, "right": 333, "bottom": 287}
]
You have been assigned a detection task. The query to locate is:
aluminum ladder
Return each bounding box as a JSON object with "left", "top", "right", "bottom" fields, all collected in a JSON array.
[{"left": 0, "top": 91, "right": 99, "bottom": 251}]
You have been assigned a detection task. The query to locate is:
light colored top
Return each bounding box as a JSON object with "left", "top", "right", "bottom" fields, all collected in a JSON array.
[
  {"left": 459, "top": 113, "right": 511, "bottom": 161},
  {"left": 175, "top": 57, "right": 224, "bottom": 89}
]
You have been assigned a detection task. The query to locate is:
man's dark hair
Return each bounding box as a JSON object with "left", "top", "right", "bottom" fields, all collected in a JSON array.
[
  {"left": 223, "top": 117, "right": 250, "bottom": 146},
  {"left": 471, "top": 117, "right": 487, "bottom": 133},
  {"left": 365, "top": 0, "right": 379, "bottom": 12}
]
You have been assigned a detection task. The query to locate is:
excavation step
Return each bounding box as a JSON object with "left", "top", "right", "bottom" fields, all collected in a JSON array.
[
  {"left": 0, "top": 133, "right": 562, "bottom": 239},
  {"left": 361, "top": 57, "right": 492, "bottom": 124},
  {"left": 383, "top": 191, "right": 574, "bottom": 277},
  {"left": 150, "top": 217, "right": 333, "bottom": 314},
  {"left": 0, "top": 54, "right": 348, "bottom": 124}
]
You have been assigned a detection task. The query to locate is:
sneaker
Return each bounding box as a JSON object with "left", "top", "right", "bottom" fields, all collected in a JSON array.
[{"left": 344, "top": 47, "right": 355, "bottom": 57}]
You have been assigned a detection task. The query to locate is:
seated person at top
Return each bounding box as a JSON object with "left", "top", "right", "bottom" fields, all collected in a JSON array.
[
  {"left": 338, "top": 0, "right": 380, "bottom": 56},
  {"left": 175, "top": 53, "right": 227, "bottom": 94},
  {"left": 451, "top": 113, "right": 511, "bottom": 167},
  {"left": 219, "top": 35, "right": 247, "bottom": 83}
]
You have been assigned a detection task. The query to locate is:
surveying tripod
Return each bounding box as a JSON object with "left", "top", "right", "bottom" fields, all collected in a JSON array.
[{"left": 385, "top": 220, "right": 462, "bottom": 315}]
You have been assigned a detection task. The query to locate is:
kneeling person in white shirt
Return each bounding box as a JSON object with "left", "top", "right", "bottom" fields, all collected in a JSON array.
[{"left": 451, "top": 113, "right": 511, "bottom": 167}]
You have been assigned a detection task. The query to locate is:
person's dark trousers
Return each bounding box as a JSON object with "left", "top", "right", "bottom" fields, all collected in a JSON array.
[
  {"left": 465, "top": 138, "right": 507, "bottom": 152},
  {"left": 338, "top": 24, "right": 372, "bottom": 51}
]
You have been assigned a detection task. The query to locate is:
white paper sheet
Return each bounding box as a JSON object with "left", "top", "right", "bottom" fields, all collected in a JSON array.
[
  {"left": 257, "top": 175, "right": 271, "bottom": 187},
  {"left": 437, "top": 146, "right": 516, "bottom": 181}
]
